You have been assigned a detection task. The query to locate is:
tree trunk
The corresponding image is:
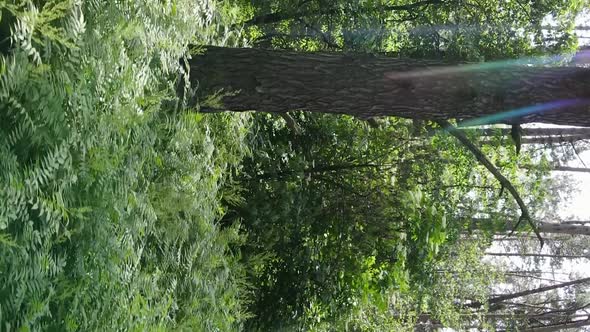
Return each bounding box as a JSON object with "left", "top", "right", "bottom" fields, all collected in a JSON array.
[
  {"left": 471, "top": 218, "right": 590, "bottom": 235},
  {"left": 481, "top": 135, "right": 590, "bottom": 145},
  {"left": 520, "top": 319, "right": 590, "bottom": 332},
  {"left": 539, "top": 222, "right": 590, "bottom": 236},
  {"left": 519, "top": 135, "right": 590, "bottom": 144},
  {"left": 486, "top": 252, "right": 589, "bottom": 259},
  {"left": 463, "top": 127, "right": 590, "bottom": 136},
  {"left": 468, "top": 277, "right": 590, "bottom": 308},
  {"left": 561, "top": 220, "right": 590, "bottom": 225},
  {"left": 544, "top": 166, "right": 590, "bottom": 173},
  {"left": 189, "top": 47, "right": 590, "bottom": 126}
]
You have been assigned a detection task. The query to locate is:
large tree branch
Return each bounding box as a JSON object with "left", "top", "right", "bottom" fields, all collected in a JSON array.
[{"left": 435, "top": 120, "right": 543, "bottom": 247}]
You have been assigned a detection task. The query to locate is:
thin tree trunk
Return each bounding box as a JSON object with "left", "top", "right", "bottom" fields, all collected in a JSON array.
[
  {"left": 503, "top": 270, "right": 572, "bottom": 275},
  {"left": 472, "top": 218, "right": 590, "bottom": 235},
  {"left": 544, "top": 166, "right": 590, "bottom": 173},
  {"left": 493, "top": 235, "right": 569, "bottom": 241},
  {"left": 462, "top": 127, "right": 590, "bottom": 136},
  {"left": 468, "top": 277, "right": 590, "bottom": 308},
  {"left": 486, "top": 313, "right": 589, "bottom": 319},
  {"left": 504, "top": 273, "right": 566, "bottom": 283},
  {"left": 516, "top": 164, "right": 590, "bottom": 173},
  {"left": 486, "top": 252, "right": 589, "bottom": 259},
  {"left": 543, "top": 25, "right": 590, "bottom": 31},
  {"left": 561, "top": 220, "right": 590, "bottom": 225},
  {"left": 189, "top": 47, "right": 590, "bottom": 127},
  {"left": 479, "top": 135, "right": 590, "bottom": 145},
  {"left": 518, "top": 135, "right": 590, "bottom": 144},
  {"left": 464, "top": 126, "right": 590, "bottom": 145},
  {"left": 520, "top": 319, "right": 590, "bottom": 332},
  {"left": 539, "top": 222, "right": 590, "bottom": 236}
]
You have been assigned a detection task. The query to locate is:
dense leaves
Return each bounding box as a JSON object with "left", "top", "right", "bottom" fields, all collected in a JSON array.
[
  {"left": 0, "top": 0, "right": 587, "bottom": 331},
  {"left": 0, "top": 0, "right": 250, "bottom": 330},
  {"left": 235, "top": 0, "right": 584, "bottom": 58},
  {"left": 224, "top": 113, "right": 514, "bottom": 329}
]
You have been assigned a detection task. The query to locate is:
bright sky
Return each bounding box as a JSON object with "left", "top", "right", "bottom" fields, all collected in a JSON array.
[
  {"left": 557, "top": 150, "right": 590, "bottom": 220},
  {"left": 448, "top": 11, "right": 590, "bottom": 332},
  {"left": 575, "top": 9, "right": 590, "bottom": 43},
  {"left": 544, "top": 8, "right": 590, "bottom": 44}
]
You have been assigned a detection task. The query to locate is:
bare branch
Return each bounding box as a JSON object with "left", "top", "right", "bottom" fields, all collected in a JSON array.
[{"left": 570, "top": 141, "right": 587, "bottom": 168}]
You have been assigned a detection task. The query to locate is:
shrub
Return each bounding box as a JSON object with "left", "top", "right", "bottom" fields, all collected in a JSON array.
[{"left": 0, "top": 0, "right": 250, "bottom": 330}]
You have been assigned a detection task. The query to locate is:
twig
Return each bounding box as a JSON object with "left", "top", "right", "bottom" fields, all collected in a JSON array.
[
  {"left": 570, "top": 141, "right": 587, "bottom": 168},
  {"left": 435, "top": 119, "right": 544, "bottom": 247}
]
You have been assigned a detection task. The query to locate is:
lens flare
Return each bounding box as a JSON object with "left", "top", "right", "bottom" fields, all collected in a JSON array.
[
  {"left": 385, "top": 53, "right": 574, "bottom": 80},
  {"left": 457, "top": 99, "right": 590, "bottom": 127}
]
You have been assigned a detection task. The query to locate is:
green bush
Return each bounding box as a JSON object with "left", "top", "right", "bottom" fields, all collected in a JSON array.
[{"left": 0, "top": 0, "right": 250, "bottom": 330}]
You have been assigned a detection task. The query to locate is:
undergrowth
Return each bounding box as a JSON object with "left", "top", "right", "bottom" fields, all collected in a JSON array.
[{"left": 0, "top": 0, "right": 250, "bottom": 330}]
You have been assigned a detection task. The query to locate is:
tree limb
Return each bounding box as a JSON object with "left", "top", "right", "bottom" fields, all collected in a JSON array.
[
  {"left": 278, "top": 113, "right": 302, "bottom": 134},
  {"left": 435, "top": 119, "right": 543, "bottom": 247}
]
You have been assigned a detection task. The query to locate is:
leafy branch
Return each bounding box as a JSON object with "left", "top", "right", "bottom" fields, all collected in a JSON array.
[
  {"left": 435, "top": 119, "right": 544, "bottom": 247},
  {"left": 241, "top": 0, "right": 445, "bottom": 27}
]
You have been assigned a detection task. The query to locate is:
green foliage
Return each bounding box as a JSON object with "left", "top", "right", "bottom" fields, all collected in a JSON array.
[
  {"left": 225, "top": 117, "right": 561, "bottom": 329},
  {"left": 0, "top": 0, "right": 582, "bottom": 330},
  {"left": 222, "top": 113, "right": 511, "bottom": 330},
  {"left": 228, "top": 113, "right": 412, "bottom": 330},
  {"left": 424, "top": 239, "right": 499, "bottom": 330},
  {"left": 0, "top": 0, "right": 251, "bottom": 330},
  {"left": 234, "top": 0, "right": 585, "bottom": 57}
]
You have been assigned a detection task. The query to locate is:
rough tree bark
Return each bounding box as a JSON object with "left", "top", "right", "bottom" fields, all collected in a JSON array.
[{"left": 189, "top": 46, "right": 590, "bottom": 126}]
